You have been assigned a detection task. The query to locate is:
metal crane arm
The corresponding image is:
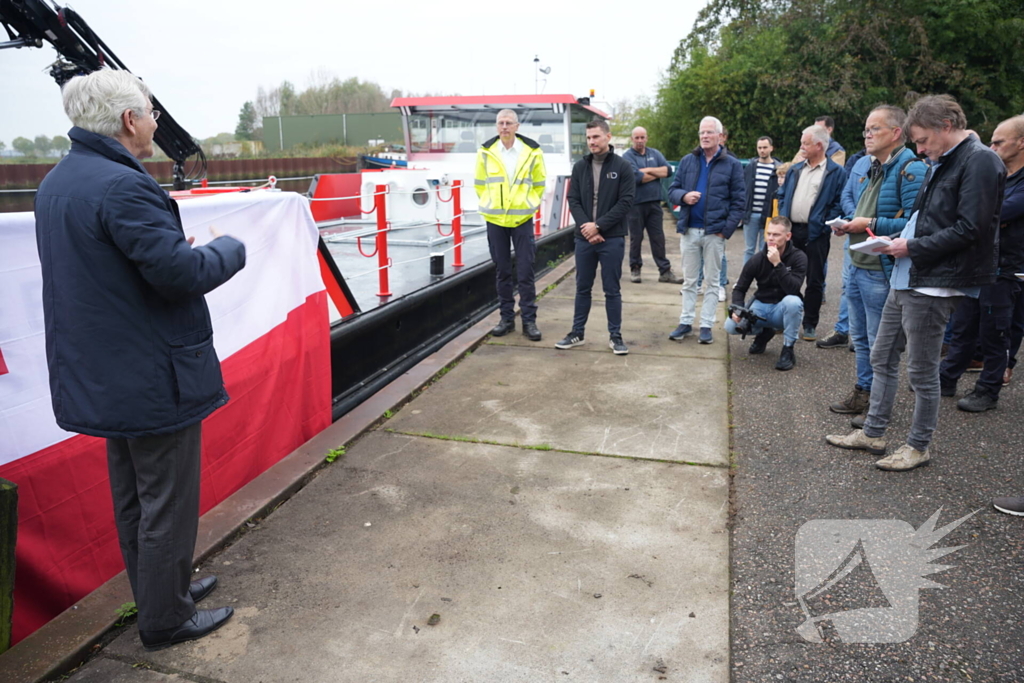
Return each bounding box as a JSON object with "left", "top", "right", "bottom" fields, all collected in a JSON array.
[{"left": 1, "top": 0, "right": 205, "bottom": 188}]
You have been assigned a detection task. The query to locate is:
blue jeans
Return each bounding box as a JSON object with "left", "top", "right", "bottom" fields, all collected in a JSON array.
[
  {"left": 572, "top": 236, "right": 625, "bottom": 337},
  {"left": 681, "top": 229, "right": 726, "bottom": 329},
  {"left": 725, "top": 295, "right": 804, "bottom": 345},
  {"left": 697, "top": 251, "right": 729, "bottom": 288},
  {"left": 742, "top": 214, "right": 764, "bottom": 264},
  {"left": 834, "top": 238, "right": 852, "bottom": 335},
  {"left": 847, "top": 266, "right": 890, "bottom": 391}
]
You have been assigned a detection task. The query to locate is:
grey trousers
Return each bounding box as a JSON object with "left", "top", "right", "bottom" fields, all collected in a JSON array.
[
  {"left": 106, "top": 422, "right": 201, "bottom": 630},
  {"left": 863, "top": 290, "right": 961, "bottom": 451}
]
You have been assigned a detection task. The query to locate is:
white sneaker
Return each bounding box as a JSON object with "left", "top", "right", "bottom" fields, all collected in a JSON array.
[
  {"left": 718, "top": 285, "right": 727, "bottom": 301},
  {"left": 875, "top": 444, "right": 930, "bottom": 471},
  {"left": 825, "top": 430, "right": 886, "bottom": 455}
]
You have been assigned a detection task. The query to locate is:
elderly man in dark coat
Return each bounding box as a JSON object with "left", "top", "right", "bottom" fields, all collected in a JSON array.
[{"left": 34, "top": 68, "right": 246, "bottom": 650}]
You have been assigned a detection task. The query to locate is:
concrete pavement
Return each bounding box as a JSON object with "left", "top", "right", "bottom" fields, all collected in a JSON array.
[{"left": 59, "top": 215, "right": 734, "bottom": 682}]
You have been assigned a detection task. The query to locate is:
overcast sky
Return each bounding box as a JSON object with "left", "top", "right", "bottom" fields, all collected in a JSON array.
[{"left": 0, "top": 1, "right": 706, "bottom": 145}]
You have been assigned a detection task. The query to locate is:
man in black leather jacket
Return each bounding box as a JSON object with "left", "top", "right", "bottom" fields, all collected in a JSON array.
[
  {"left": 827, "top": 95, "right": 1004, "bottom": 472},
  {"left": 940, "top": 115, "right": 1024, "bottom": 413}
]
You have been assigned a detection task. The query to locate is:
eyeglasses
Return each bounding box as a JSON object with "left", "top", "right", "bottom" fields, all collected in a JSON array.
[
  {"left": 862, "top": 125, "right": 894, "bottom": 138},
  {"left": 150, "top": 109, "right": 161, "bottom": 121}
]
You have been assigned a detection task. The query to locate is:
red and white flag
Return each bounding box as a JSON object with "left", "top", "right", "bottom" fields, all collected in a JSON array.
[{"left": 0, "top": 190, "right": 332, "bottom": 643}]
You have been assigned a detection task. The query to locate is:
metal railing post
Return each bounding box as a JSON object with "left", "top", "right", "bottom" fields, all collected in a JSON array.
[
  {"left": 452, "top": 180, "right": 464, "bottom": 268},
  {"left": 375, "top": 184, "right": 392, "bottom": 297}
]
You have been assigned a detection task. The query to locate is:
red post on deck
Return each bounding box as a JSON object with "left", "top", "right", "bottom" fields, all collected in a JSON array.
[
  {"left": 452, "top": 180, "right": 464, "bottom": 268},
  {"left": 375, "top": 184, "right": 392, "bottom": 297},
  {"left": 534, "top": 208, "right": 542, "bottom": 237}
]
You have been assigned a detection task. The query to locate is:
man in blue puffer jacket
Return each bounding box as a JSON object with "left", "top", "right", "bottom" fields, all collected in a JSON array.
[
  {"left": 35, "top": 69, "right": 245, "bottom": 651},
  {"left": 826, "top": 105, "right": 927, "bottom": 423},
  {"left": 666, "top": 116, "right": 745, "bottom": 345}
]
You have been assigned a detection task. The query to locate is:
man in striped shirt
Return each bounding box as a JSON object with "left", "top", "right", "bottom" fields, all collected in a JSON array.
[{"left": 742, "top": 137, "right": 781, "bottom": 264}]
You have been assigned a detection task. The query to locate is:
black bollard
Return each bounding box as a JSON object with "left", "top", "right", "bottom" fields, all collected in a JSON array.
[
  {"left": 430, "top": 253, "right": 444, "bottom": 278},
  {"left": 0, "top": 477, "right": 16, "bottom": 654}
]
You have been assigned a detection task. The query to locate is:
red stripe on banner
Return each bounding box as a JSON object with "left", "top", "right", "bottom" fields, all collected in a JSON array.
[
  {"left": 0, "top": 290, "right": 331, "bottom": 644},
  {"left": 0, "top": 347, "right": 8, "bottom": 375}
]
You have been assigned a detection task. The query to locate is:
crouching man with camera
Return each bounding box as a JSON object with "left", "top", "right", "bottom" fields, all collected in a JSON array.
[{"left": 726, "top": 216, "right": 808, "bottom": 370}]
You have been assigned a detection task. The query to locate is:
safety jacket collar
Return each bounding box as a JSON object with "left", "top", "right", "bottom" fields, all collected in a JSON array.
[{"left": 482, "top": 134, "right": 540, "bottom": 151}]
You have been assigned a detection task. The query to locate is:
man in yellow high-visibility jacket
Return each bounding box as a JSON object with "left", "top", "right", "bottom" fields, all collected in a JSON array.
[{"left": 475, "top": 109, "right": 547, "bottom": 341}]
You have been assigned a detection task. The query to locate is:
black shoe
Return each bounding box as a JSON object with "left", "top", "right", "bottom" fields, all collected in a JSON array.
[
  {"left": 189, "top": 576, "right": 217, "bottom": 604},
  {"left": 522, "top": 321, "right": 542, "bottom": 342},
  {"left": 816, "top": 330, "right": 849, "bottom": 349},
  {"left": 658, "top": 270, "right": 684, "bottom": 284},
  {"left": 491, "top": 319, "right": 515, "bottom": 337},
  {"left": 555, "top": 332, "right": 585, "bottom": 350},
  {"left": 775, "top": 344, "right": 796, "bottom": 371},
  {"left": 957, "top": 390, "right": 998, "bottom": 413},
  {"left": 748, "top": 328, "right": 776, "bottom": 355},
  {"left": 139, "top": 607, "right": 234, "bottom": 652},
  {"left": 851, "top": 413, "right": 866, "bottom": 429},
  {"left": 630, "top": 268, "right": 641, "bottom": 283},
  {"left": 609, "top": 336, "right": 628, "bottom": 355},
  {"left": 940, "top": 381, "right": 956, "bottom": 397}
]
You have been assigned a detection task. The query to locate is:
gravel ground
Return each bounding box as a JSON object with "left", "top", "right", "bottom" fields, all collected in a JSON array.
[{"left": 727, "top": 234, "right": 1024, "bottom": 682}]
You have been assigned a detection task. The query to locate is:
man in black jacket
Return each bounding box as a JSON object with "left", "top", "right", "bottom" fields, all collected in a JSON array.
[
  {"left": 827, "top": 95, "right": 1004, "bottom": 472},
  {"left": 726, "top": 216, "right": 807, "bottom": 370},
  {"left": 558, "top": 119, "right": 635, "bottom": 354},
  {"left": 939, "top": 114, "right": 1024, "bottom": 413},
  {"left": 741, "top": 137, "right": 781, "bottom": 264}
]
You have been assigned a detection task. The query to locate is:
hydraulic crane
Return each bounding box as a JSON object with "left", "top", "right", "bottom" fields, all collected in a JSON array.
[{"left": 1, "top": 0, "right": 206, "bottom": 189}]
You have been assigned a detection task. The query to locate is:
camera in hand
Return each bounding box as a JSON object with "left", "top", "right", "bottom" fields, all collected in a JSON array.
[{"left": 728, "top": 304, "right": 766, "bottom": 339}]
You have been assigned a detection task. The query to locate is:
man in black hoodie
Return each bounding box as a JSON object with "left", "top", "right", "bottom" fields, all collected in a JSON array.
[
  {"left": 557, "top": 119, "right": 635, "bottom": 355},
  {"left": 726, "top": 216, "right": 808, "bottom": 370}
]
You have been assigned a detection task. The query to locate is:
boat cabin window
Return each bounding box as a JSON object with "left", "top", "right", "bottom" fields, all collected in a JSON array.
[{"left": 409, "top": 110, "right": 567, "bottom": 154}]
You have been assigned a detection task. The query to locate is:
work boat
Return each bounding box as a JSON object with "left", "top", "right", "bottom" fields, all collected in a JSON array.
[
  {"left": 312, "top": 94, "right": 610, "bottom": 416},
  {"left": 0, "top": 93, "right": 608, "bottom": 653}
]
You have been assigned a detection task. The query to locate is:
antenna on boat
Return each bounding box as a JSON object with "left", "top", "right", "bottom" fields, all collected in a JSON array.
[{"left": 534, "top": 55, "right": 551, "bottom": 94}]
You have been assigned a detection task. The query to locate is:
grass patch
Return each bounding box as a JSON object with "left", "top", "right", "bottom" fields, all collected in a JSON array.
[{"left": 385, "top": 429, "right": 728, "bottom": 468}]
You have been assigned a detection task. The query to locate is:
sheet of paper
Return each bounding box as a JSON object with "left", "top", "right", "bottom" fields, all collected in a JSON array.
[{"left": 849, "top": 237, "right": 892, "bottom": 255}]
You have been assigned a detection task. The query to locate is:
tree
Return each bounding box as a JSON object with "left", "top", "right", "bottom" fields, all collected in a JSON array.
[
  {"left": 12, "top": 136, "right": 34, "bottom": 157},
  {"left": 235, "top": 101, "right": 257, "bottom": 140},
  {"left": 52, "top": 135, "right": 70, "bottom": 157},
  {"left": 610, "top": 98, "right": 648, "bottom": 138},
  {"left": 0, "top": 140, "right": 6, "bottom": 155},
  {"left": 34, "top": 135, "right": 54, "bottom": 157},
  {"left": 642, "top": 0, "right": 1024, "bottom": 160}
]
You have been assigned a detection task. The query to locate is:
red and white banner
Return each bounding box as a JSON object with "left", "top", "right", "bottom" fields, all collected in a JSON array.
[{"left": 0, "top": 190, "right": 332, "bottom": 644}]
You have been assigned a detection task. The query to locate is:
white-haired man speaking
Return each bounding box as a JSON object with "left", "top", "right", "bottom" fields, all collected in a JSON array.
[{"left": 35, "top": 69, "right": 245, "bottom": 650}]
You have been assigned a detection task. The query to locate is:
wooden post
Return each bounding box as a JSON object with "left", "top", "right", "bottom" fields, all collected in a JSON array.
[{"left": 0, "top": 477, "right": 16, "bottom": 654}]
